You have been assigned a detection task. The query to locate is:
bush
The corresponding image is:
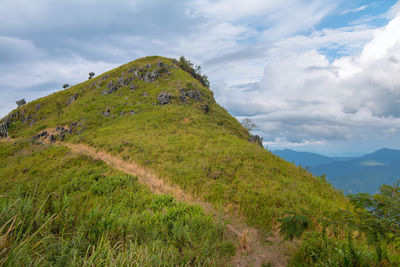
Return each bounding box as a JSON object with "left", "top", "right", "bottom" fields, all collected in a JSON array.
[
  {"left": 16, "top": 99, "right": 26, "bottom": 107},
  {"left": 175, "top": 56, "right": 210, "bottom": 88}
]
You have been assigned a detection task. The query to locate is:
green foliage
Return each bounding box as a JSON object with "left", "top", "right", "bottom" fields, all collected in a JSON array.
[
  {"left": 280, "top": 180, "right": 400, "bottom": 265},
  {"left": 348, "top": 180, "right": 400, "bottom": 262},
  {"left": 290, "top": 232, "right": 375, "bottom": 266},
  {"left": 176, "top": 56, "right": 210, "bottom": 88},
  {"left": 279, "top": 212, "right": 310, "bottom": 241},
  {"left": 0, "top": 142, "right": 233, "bottom": 266}
]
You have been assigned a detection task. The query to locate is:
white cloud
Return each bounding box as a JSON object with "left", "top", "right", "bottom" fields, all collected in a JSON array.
[
  {"left": 342, "top": 5, "right": 369, "bottom": 15},
  {"left": 220, "top": 11, "right": 400, "bottom": 150}
]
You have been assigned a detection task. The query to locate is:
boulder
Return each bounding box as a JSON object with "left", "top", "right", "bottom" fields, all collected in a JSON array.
[
  {"left": 32, "top": 131, "right": 48, "bottom": 141},
  {"left": 24, "top": 114, "right": 32, "bottom": 123},
  {"left": 158, "top": 93, "right": 172, "bottom": 105},
  {"left": 0, "top": 122, "right": 9, "bottom": 138},
  {"left": 29, "top": 118, "right": 36, "bottom": 126},
  {"left": 66, "top": 93, "right": 78, "bottom": 105},
  {"left": 35, "top": 103, "right": 41, "bottom": 112},
  {"left": 128, "top": 66, "right": 136, "bottom": 74},
  {"left": 49, "top": 134, "right": 56, "bottom": 143},
  {"left": 248, "top": 135, "right": 263, "bottom": 147},
  {"left": 180, "top": 88, "right": 202, "bottom": 102},
  {"left": 103, "top": 109, "right": 111, "bottom": 117}
]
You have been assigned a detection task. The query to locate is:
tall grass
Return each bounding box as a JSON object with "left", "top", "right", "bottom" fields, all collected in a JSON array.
[{"left": 0, "top": 142, "right": 233, "bottom": 266}]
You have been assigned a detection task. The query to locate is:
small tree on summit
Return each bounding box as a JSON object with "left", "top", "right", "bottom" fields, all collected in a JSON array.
[
  {"left": 88, "top": 72, "right": 95, "bottom": 79},
  {"left": 63, "top": 83, "right": 70, "bottom": 89},
  {"left": 16, "top": 99, "right": 26, "bottom": 107}
]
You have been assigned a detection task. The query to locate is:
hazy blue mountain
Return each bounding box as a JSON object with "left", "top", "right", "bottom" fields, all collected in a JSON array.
[
  {"left": 272, "top": 149, "right": 355, "bottom": 167},
  {"left": 273, "top": 148, "right": 400, "bottom": 194},
  {"left": 310, "top": 148, "right": 400, "bottom": 194}
]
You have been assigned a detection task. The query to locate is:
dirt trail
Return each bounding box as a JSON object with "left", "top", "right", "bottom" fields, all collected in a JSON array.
[{"left": 64, "top": 142, "right": 290, "bottom": 266}]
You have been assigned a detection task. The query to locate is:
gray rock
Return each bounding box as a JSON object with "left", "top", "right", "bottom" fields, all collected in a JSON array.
[
  {"left": 158, "top": 92, "right": 172, "bottom": 105},
  {"left": 102, "top": 79, "right": 125, "bottom": 95},
  {"left": 103, "top": 109, "right": 110, "bottom": 117},
  {"left": 145, "top": 63, "right": 152, "bottom": 68},
  {"left": 156, "top": 61, "right": 165, "bottom": 68},
  {"left": 130, "top": 110, "right": 135, "bottom": 115},
  {"left": 35, "top": 103, "right": 41, "bottom": 112},
  {"left": 180, "top": 88, "right": 202, "bottom": 102},
  {"left": 0, "top": 122, "right": 9, "bottom": 138},
  {"left": 117, "top": 77, "right": 128, "bottom": 87},
  {"left": 143, "top": 91, "right": 148, "bottom": 97},
  {"left": 248, "top": 135, "right": 263, "bottom": 147},
  {"left": 100, "top": 74, "right": 109, "bottom": 81},
  {"left": 49, "top": 135, "right": 56, "bottom": 143},
  {"left": 32, "top": 131, "right": 48, "bottom": 141},
  {"left": 66, "top": 93, "right": 78, "bottom": 105},
  {"left": 119, "top": 111, "right": 124, "bottom": 117},
  {"left": 19, "top": 110, "right": 26, "bottom": 123},
  {"left": 24, "top": 114, "right": 32, "bottom": 123},
  {"left": 29, "top": 118, "right": 36, "bottom": 126},
  {"left": 128, "top": 66, "right": 136, "bottom": 74}
]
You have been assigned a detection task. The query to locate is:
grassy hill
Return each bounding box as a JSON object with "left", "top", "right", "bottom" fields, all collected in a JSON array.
[{"left": 2, "top": 56, "right": 395, "bottom": 265}]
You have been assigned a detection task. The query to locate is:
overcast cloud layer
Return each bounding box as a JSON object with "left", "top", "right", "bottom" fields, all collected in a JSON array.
[{"left": 1, "top": 0, "right": 399, "bottom": 155}]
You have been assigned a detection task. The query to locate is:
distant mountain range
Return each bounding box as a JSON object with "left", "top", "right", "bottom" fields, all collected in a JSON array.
[{"left": 273, "top": 148, "right": 400, "bottom": 194}]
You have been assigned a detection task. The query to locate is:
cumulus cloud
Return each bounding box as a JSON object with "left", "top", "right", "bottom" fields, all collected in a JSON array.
[{"left": 221, "top": 11, "right": 400, "bottom": 151}]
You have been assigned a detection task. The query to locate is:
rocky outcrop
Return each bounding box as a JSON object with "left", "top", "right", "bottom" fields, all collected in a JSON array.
[
  {"left": 102, "top": 81, "right": 119, "bottom": 95},
  {"left": 103, "top": 109, "right": 110, "bottom": 117},
  {"left": 179, "top": 88, "right": 202, "bottom": 103},
  {"left": 32, "top": 131, "right": 49, "bottom": 141},
  {"left": 0, "top": 122, "right": 9, "bottom": 138},
  {"left": 66, "top": 94, "right": 78, "bottom": 105},
  {"left": 158, "top": 93, "right": 172, "bottom": 105},
  {"left": 248, "top": 135, "right": 263, "bottom": 147},
  {"left": 35, "top": 103, "right": 41, "bottom": 112},
  {"left": 56, "top": 126, "right": 69, "bottom": 141},
  {"left": 101, "top": 61, "right": 173, "bottom": 95}
]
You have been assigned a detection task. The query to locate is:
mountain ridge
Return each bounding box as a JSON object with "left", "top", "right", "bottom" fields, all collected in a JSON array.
[
  {"left": 0, "top": 56, "right": 354, "bottom": 265},
  {"left": 273, "top": 148, "right": 400, "bottom": 194}
]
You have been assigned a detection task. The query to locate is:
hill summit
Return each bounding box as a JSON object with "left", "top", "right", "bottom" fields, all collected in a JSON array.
[{"left": 1, "top": 56, "right": 353, "bottom": 265}]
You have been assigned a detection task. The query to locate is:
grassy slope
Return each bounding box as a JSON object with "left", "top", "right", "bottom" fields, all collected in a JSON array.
[
  {"left": 3, "top": 56, "right": 350, "bottom": 232},
  {"left": 0, "top": 141, "right": 233, "bottom": 266}
]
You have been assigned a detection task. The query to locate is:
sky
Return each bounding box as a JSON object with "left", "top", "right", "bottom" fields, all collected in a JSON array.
[{"left": 1, "top": 0, "right": 400, "bottom": 156}]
